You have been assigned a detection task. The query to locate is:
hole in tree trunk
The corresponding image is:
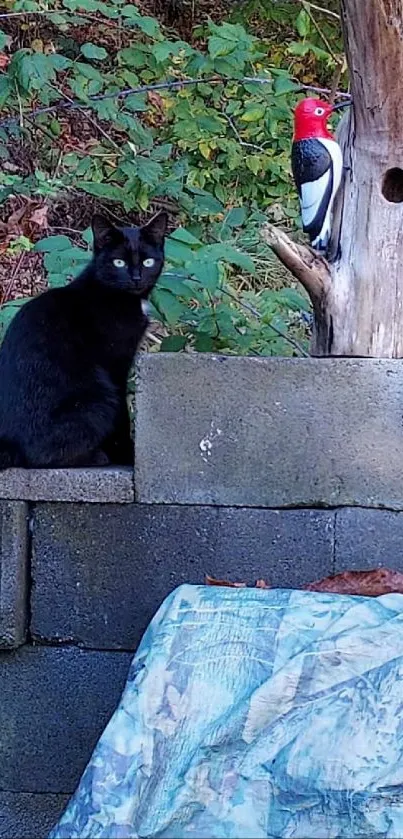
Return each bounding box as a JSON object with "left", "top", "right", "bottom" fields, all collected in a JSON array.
[{"left": 382, "top": 168, "right": 403, "bottom": 203}]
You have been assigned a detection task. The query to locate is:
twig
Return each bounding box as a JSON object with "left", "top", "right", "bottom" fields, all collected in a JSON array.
[
  {"left": 1, "top": 252, "right": 26, "bottom": 306},
  {"left": 0, "top": 77, "right": 351, "bottom": 130},
  {"left": 298, "top": 83, "right": 349, "bottom": 98},
  {"left": 0, "top": 9, "right": 50, "bottom": 16},
  {"left": 220, "top": 285, "right": 309, "bottom": 357},
  {"left": 14, "top": 80, "right": 24, "bottom": 130},
  {"left": 0, "top": 8, "right": 116, "bottom": 24},
  {"left": 329, "top": 59, "right": 345, "bottom": 106},
  {"left": 222, "top": 112, "right": 266, "bottom": 153},
  {"left": 164, "top": 271, "right": 309, "bottom": 357},
  {"left": 145, "top": 331, "right": 162, "bottom": 345},
  {"left": 302, "top": 2, "right": 338, "bottom": 62},
  {"left": 51, "top": 84, "right": 121, "bottom": 151},
  {"left": 302, "top": 1, "right": 340, "bottom": 19}
]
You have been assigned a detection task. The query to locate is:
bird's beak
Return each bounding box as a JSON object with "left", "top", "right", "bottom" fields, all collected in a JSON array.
[{"left": 332, "top": 100, "right": 351, "bottom": 111}]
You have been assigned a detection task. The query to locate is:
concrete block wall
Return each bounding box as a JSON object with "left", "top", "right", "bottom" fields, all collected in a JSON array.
[{"left": 1, "top": 355, "right": 403, "bottom": 837}]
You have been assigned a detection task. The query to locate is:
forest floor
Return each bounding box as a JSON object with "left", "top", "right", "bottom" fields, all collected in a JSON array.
[
  {"left": 0, "top": 0, "right": 329, "bottom": 342},
  {"left": 0, "top": 0, "right": 241, "bottom": 303}
]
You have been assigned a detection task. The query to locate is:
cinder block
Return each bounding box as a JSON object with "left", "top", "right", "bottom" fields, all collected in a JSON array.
[
  {"left": 0, "top": 501, "right": 28, "bottom": 648},
  {"left": 135, "top": 354, "right": 403, "bottom": 508},
  {"left": 31, "top": 504, "right": 334, "bottom": 649},
  {"left": 0, "top": 793, "right": 69, "bottom": 839},
  {"left": 0, "top": 467, "right": 134, "bottom": 503},
  {"left": 0, "top": 646, "right": 131, "bottom": 793},
  {"left": 335, "top": 507, "right": 403, "bottom": 572}
]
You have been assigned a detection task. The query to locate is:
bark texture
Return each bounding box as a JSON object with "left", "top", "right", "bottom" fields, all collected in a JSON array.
[
  {"left": 266, "top": 0, "right": 403, "bottom": 356},
  {"left": 331, "top": 0, "right": 403, "bottom": 356}
]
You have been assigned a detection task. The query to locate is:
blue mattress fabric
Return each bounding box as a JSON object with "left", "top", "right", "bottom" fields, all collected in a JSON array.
[{"left": 49, "top": 584, "right": 403, "bottom": 838}]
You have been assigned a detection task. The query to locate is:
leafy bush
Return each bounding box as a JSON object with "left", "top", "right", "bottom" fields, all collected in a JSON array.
[{"left": 0, "top": 0, "right": 343, "bottom": 355}]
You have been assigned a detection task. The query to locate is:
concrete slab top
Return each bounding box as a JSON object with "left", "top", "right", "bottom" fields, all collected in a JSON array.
[{"left": 0, "top": 467, "right": 134, "bottom": 503}]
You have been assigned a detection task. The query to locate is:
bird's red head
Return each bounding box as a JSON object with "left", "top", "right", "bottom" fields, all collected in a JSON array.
[{"left": 293, "top": 98, "right": 334, "bottom": 142}]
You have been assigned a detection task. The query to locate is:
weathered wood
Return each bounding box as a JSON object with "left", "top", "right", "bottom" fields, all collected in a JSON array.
[
  {"left": 328, "top": 0, "right": 403, "bottom": 357},
  {"left": 261, "top": 225, "right": 330, "bottom": 301},
  {"left": 266, "top": 0, "right": 403, "bottom": 357}
]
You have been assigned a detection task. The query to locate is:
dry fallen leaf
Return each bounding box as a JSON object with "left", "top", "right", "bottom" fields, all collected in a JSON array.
[
  {"left": 304, "top": 568, "right": 403, "bottom": 597},
  {"left": 205, "top": 575, "right": 246, "bottom": 588},
  {"left": 147, "top": 90, "right": 165, "bottom": 110},
  {"left": 255, "top": 579, "right": 271, "bottom": 589},
  {"left": 30, "top": 205, "right": 49, "bottom": 230},
  {"left": 205, "top": 575, "right": 271, "bottom": 589}
]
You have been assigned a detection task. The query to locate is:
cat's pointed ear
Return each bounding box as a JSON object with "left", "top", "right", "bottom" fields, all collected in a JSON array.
[
  {"left": 92, "top": 215, "right": 117, "bottom": 252},
  {"left": 142, "top": 212, "right": 168, "bottom": 246}
]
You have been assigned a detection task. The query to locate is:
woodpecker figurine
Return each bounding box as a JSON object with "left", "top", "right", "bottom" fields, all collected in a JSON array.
[{"left": 291, "top": 97, "right": 349, "bottom": 252}]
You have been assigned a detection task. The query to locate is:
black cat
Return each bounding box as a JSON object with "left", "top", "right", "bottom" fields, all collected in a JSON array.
[{"left": 0, "top": 211, "right": 167, "bottom": 469}]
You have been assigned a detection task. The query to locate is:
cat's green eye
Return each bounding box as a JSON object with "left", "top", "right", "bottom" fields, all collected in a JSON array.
[
  {"left": 113, "top": 259, "right": 126, "bottom": 268},
  {"left": 143, "top": 258, "right": 155, "bottom": 268}
]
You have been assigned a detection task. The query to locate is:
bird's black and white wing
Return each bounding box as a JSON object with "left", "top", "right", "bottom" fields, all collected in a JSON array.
[{"left": 291, "top": 138, "right": 343, "bottom": 249}]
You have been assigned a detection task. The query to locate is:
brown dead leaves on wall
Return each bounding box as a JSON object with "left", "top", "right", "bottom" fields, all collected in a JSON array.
[{"left": 206, "top": 568, "right": 403, "bottom": 597}]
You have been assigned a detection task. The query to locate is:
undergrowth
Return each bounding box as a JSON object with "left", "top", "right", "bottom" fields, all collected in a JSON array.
[{"left": 0, "top": 0, "right": 344, "bottom": 356}]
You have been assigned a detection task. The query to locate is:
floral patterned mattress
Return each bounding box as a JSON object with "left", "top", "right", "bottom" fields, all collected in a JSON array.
[{"left": 49, "top": 583, "right": 403, "bottom": 838}]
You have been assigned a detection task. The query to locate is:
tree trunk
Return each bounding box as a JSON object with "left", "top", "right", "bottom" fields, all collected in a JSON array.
[{"left": 264, "top": 0, "right": 403, "bottom": 357}]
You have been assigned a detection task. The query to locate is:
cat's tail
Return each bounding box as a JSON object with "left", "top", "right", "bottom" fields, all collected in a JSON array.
[{"left": 0, "top": 438, "right": 25, "bottom": 470}]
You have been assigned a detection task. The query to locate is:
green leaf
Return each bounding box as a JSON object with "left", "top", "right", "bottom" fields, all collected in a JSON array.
[
  {"left": 48, "top": 12, "right": 69, "bottom": 24},
  {"left": 118, "top": 47, "right": 147, "bottom": 68},
  {"left": 120, "top": 5, "right": 161, "bottom": 35},
  {"left": 151, "top": 288, "right": 186, "bottom": 325},
  {"left": 296, "top": 8, "right": 310, "bottom": 37},
  {"left": 158, "top": 274, "right": 196, "bottom": 299},
  {"left": 274, "top": 74, "right": 298, "bottom": 96},
  {"left": 80, "top": 43, "right": 108, "bottom": 60},
  {"left": 117, "top": 115, "right": 153, "bottom": 149},
  {"left": 160, "top": 335, "right": 187, "bottom": 352},
  {"left": 170, "top": 228, "right": 202, "bottom": 246},
  {"left": 124, "top": 93, "right": 147, "bottom": 112},
  {"left": 208, "top": 20, "right": 252, "bottom": 43},
  {"left": 0, "top": 76, "right": 10, "bottom": 109},
  {"left": 120, "top": 4, "right": 141, "bottom": 17},
  {"left": 49, "top": 54, "right": 72, "bottom": 71},
  {"left": 193, "top": 333, "right": 215, "bottom": 352},
  {"left": 151, "top": 40, "right": 190, "bottom": 63},
  {"left": 288, "top": 41, "right": 330, "bottom": 60},
  {"left": 81, "top": 228, "right": 93, "bottom": 245},
  {"left": 151, "top": 143, "right": 173, "bottom": 162},
  {"left": 208, "top": 35, "right": 236, "bottom": 59},
  {"left": 207, "top": 244, "right": 256, "bottom": 274},
  {"left": 240, "top": 106, "right": 266, "bottom": 123},
  {"left": 0, "top": 29, "right": 8, "bottom": 50},
  {"left": 74, "top": 62, "right": 104, "bottom": 82},
  {"left": 11, "top": 51, "right": 58, "bottom": 92},
  {"left": 196, "top": 113, "right": 224, "bottom": 133},
  {"left": 78, "top": 182, "right": 127, "bottom": 203},
  {"left": 134, "top": 15, "right": 161, "bottom": 37},
  {"left": 47, "top": 274, "right": 69, "bottom": 289},
  {"left": 246, "top": 157, "right": 261, "bottom": 175},
  {"left": 165, "top": 239, "right": 195, "bottom": 264},
  {"left": 0, "top": 298, "right": 28, "bottom": 343},
  {"left": 134, "top": 157, "right": 162, "bottom": 187},
  {"left": 224, "top": 207, "right": 246, "bottom": 228},
  {"left": 34, "top": 235, "right": 72, "bottom": 253},
  {"left": 189, "top": 258, "right": 219, "bottom": 293},
  {"left": 190, "top": 189, "right": 224, "bottom": 216},
  {"left": 92, "top": 97, "right": 119, "bottom": 120},
  {"left": 277, "top": 287, "right": 311, "bottom": 312}
]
